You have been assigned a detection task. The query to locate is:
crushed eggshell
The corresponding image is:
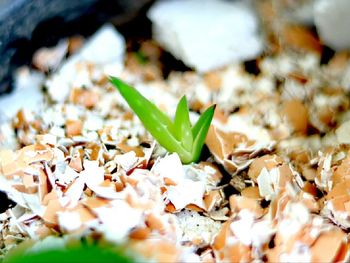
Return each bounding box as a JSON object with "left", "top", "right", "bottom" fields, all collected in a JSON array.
[{"left": 2, "top": 11, "right": 350, "bottom": 262}]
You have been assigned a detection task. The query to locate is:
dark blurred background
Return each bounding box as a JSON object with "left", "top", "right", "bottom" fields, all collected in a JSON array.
[{"left": 0, "top": 0, "right": 153, "bottom": 95}]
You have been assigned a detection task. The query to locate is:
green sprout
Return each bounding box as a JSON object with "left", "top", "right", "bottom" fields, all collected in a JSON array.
[{"left": 109, "top": 77, "right": 215, "bottom": 164}]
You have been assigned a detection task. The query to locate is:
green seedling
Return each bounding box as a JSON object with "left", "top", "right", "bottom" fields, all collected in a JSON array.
[{"left": 109, "top": 77, "right": 215, "bottom": 164}]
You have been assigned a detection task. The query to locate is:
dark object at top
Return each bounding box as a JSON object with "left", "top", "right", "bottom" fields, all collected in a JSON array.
[{"left": 0, "top": 0, "right": 152, "bottom": 94}]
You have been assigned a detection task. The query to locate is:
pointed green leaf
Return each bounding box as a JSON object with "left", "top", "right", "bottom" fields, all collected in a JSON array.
[
  {"left": 173, "top": 96, "right": 193, "bottom": 151},
  {"left": 192, "top": 104, "right": 216, "bottom": 138},
  {"left": 109, "top": 77, "right": 192, "bottom": 162},
  {"left": 190, "top": 105, "right": 216, "bottom": 162},
  {"left": 110, "top": 77, "right": 173, "bottom": 129}
]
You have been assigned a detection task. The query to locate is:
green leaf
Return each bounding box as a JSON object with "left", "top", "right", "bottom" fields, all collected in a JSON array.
[
  {"left": 110, "top": 77, "right": 173, "bottom": 128},
  {"left": 109, "top": 77, "right": 191, "bottom": 162},
  {"left": 5, "top": 243, "right": 134, "bottom": 263},
  {"left": 173, "top": 96, "right": 193, "bottom": 151},
  {"left": 109, "top": 76, "right": 215, "bottom": 164},
  {"left": 190, "top": 105, "right": 216, "bottom": 162}
]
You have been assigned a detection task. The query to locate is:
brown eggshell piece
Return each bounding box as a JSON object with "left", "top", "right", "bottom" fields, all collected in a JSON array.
[
  {"left": 281, "top": 24, "right": 322, "bottom": 54},
  {"left": 213, "top": 220, "right": 232, "bottom": 250},
  {"left": 248, "top": 154, "right": 283, "bottom": 182},
  {"left": 66, "top": 119, "right": 83, "bottom": 137},
  {"left": 206, "top": 125, "right": 247, "bottom": 161},
  {"left": 42, "top": 199, "right": 64, "bottom": 226},
  {"left": 230, "top": 195, "right": 264, "bottom": 217},
  {"left": 326, "top": 181, "right": 350, "bottom": 201},
  {"left": 146, "top": 212, "right": 165, "bottom": 233},
  {"left": 68, "top": 36, "right": 84, "bottom": 54},
  {"left": 70, "top": 88, "right": 99, "bottom": 108},
  {"left": 69, "top": 153, "right": 83, "bottom": 172},
  {"left": 281, "top": 99, "right": 308, "bottom": 134},
  {"left": 129, "top": 227, "right": 151, "bottom": 240},
  {"left": 302, "top": 167, "right": 317, "bottom": 181},
  {"left": 17, "top": 144, "right": 54, "bottom": 164},
  {"left": 73, "top": 205, "right": 96, "bottom": 223},
  {"left": 225, "top": 243, "right": 252, "bottom": 263},
  {"left": 241, "top": 186, "right": 262, "bottom": 199},
  {"left": 213, "top": 107, "right": 228, "bottom": 124},
  {"left": 117, "top": 142, "right": 145, "bottom": 157},
  {"left": 333, "top": 152, "right": 350, "bottom": 185},
  {"left": 204, "top": 190, "right": 222, "bottom": 212},
  {"left": 311, "top": 230, "right": 346, "bottom": 262},
  {"left": 204, "top": 71, "right": 222, "bottom": 91},
  {"left": 131, "top": 240, "right": 179, "bottom": 263},
  {"left": 83, "top": 197, "right": 110, "bottom": 209}
]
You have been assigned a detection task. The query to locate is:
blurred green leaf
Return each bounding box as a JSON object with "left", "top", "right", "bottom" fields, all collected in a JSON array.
[{"left": 5, "top": 242, "right": 134, "bottom": 263}]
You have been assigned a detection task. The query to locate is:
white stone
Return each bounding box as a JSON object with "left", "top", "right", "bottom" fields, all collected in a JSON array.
[
  {"left": 148, "top": 0, "right": 263, "bottom": 72},
  {"left": 314, "top": 0, "right": 350, "bottom": 50},
  {"left": 47, "top": 24, "right": 126, "bottom": 102},
  {"left": 78, "top": 24, "right": 125, "bottom": 66},
  {"left": 0, "top": 67, "right": 44, "bottom": 120}
]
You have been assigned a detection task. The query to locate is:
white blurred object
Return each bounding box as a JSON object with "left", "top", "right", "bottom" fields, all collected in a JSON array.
[
  {"left": 314, "top": 0, "right": 350, "bottom": 50},
  {"left": 148, "top": 0, "right": 263, "bottom": 72},
  {"left": 77, "top": 24, "right": 125, "bottom": 65},
  {"left": 278, "top": 0, "right": 316, "bottom": 25},
  {"left": 0, "top": 67, "right": 44, "bottom": 120},
  {"left": 47, "top": 24, "right": 126, "bottom": 102}
]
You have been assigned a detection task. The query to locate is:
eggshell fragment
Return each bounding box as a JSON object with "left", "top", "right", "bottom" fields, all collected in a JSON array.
[
  {"left": 281, "top": 99, "right": 308, "bottom": 134},
  {"left": 230, "top": 195, "right": 265, "bottom": 217},
  {"left": 282, "top": 25, "right": 322, "bottom": 54},
  {"left": 248, "top": 154, "right": 283, "bottom": 182},
  {"left": 311, "top": 230, "right": 347, "bottom": 262}
]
